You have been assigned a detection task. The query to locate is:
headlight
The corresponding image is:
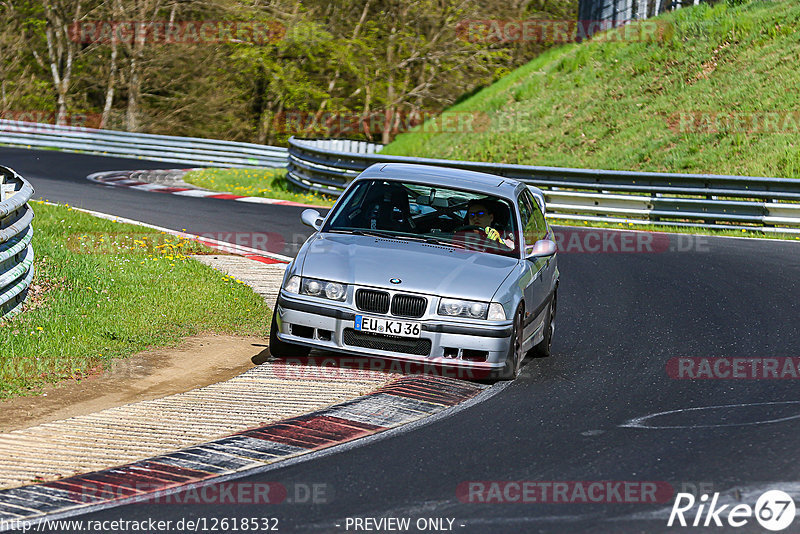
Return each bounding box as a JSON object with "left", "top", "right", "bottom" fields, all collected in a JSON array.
[
  {"left": 487, "top": 303, "right": 506, "bottom": 321},
  {"left": 294, "top": 277, "right": 347, "bottom": 301},
  {"left": 438, "top": 298, "right": 490, "bottom": 319},
  {"left": 282, "top": 275, "right": 346, "bottom": 301},
  {"left": 284, "top": 275, "right": 301, "bottom": 294},
  {"left": 305, "top": 279, "right": 322, "bottom": 295},
  {"left": 324, "top": 282, "right": 346, "bottom": 301}
]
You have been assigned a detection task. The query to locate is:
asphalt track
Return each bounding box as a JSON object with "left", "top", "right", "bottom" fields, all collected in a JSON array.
[{"left": 4, "top": 146, "right": 800, "bottom": 533}]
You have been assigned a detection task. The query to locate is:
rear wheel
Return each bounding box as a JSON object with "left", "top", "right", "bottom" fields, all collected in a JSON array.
[
  {"left": 269, "top": 310, "right": 310, "bottom": 358},
  {"left": 531, "top": 289, "right": 557, "bottom": 358}
]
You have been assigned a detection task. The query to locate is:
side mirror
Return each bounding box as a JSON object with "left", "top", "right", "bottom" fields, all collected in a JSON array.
[
  {"left": 525, "top": 239, "right": 557, "bottom": 259},
  {"left": 301, "top": 209, "right": 323, "bottom": 230}
]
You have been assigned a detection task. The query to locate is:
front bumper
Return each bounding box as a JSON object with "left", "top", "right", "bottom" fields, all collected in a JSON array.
[{"left": 274, "top": 293, "right": 513, "bottom": 370}]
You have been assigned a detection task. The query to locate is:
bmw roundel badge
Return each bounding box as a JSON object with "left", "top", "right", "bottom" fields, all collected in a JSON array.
[{"left": 390, "top": 278, "right": 402, "bottom": 284}]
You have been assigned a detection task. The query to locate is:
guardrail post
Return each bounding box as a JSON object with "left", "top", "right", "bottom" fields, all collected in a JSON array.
[{"left": 0, "top": 170, "right": 4, "bottom": 202}]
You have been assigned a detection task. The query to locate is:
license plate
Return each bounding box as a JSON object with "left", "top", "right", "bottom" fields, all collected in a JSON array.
[{"left": 355, "top": 315, "right": 421, "bottom": 338}]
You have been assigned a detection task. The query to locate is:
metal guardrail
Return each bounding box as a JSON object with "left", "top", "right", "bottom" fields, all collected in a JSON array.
[
  {"left": 287, "top": 137, "right": 800, "bottom": 233},
  {"left": 0, "top": 119, "right": 288, "bottom": 168},
  {"left": 0, "top": 166, "right": 34, "bottom": 319}
]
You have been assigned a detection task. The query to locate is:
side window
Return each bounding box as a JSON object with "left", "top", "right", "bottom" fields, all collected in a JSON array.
[
  {"left": 518, "top": 190, "right": 547, "bottom": 246},
  {"left": 517, "top": 192, "right": 539, "bottom": 247},
  {"left": 325, "top": 181, "right": 370, "bottom": 229},
  {"left": 526, "top": 190, "right": 547, "bottom": 243}
]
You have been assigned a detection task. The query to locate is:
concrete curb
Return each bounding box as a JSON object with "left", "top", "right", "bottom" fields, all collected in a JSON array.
[
  {"left": 86, "top": 170, "right": 328, "bottom": 209},
  {"left": 0, "top": 360, "right": 397, "bottom": 488},
  {"left": 0, "top": 375, "right": 485, "bottom": 526}
]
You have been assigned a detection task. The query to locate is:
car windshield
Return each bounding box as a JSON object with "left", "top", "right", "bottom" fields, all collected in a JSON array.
[{"left": 323, "top": 179, "right": 519, "bottom": 258}]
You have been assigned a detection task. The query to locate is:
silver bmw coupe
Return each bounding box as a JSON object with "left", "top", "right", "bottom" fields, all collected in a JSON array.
[{"left": 270, "top": 163, "right": 559, "bottom": 380}]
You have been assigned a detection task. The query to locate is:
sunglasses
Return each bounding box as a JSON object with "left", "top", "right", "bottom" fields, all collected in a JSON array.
[{"left": 468, "top": 210, "right": 488, "bottom": 217}]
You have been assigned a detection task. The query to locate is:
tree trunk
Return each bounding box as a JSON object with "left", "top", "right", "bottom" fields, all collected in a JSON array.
[
  {"left": 313, "top": 0, "right": 372, "bottom": 121},
  {"left": 266, "top": 100, "right": 283, "bottom": 146},
  {"left": 122, "top": 0, "right": 163, "bottom": 132},
  {"left": 126, "top": 39, "right": 143, "bottom": 131},
  {"left": 382, "top": 22, "right": 397, "bottom": 145},
  {"left": 42, "top": 0, "right": 80, "bottom": 126},
  {"left": 101, "top": 39, "right": 118, "bottom": 129},
  {"left": 360, "top": 84, "right": 373, "bottom": 141},
  {"left": 257, "top": 108, "right": 270, "bottom": 145}
]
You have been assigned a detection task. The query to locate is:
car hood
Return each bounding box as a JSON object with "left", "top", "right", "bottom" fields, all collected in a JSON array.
[{"left": 300, "top": 234, "right": 518, "bottom": 301}]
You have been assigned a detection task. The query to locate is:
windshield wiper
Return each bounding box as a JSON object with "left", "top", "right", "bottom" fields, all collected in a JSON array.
[
  {"left": 329, "top": 228, "right": 432, "bottom": 241},
  {"left": 328, "top": 228, "right": 397, "bottom": 239},
  {"left": 421, "top": 235, "right": 468, "bottom": 249},
  {"left": 328, "top": 228, "right": 467, "bottom": 249}
]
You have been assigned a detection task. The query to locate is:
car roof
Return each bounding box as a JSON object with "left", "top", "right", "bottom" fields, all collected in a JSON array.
[{"left": 355, "top": 163, "right": 524, "bottom": 198}]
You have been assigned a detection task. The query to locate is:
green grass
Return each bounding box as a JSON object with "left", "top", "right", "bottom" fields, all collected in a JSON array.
[
  {"left": 382, "top": 0, "right": 800, "bottom": 179},
  {"left": 0, "top": 201, "right": 272, "bottom": 399},
  {"left": 183, "top": 168, "right": 336, "bottom": 207}
]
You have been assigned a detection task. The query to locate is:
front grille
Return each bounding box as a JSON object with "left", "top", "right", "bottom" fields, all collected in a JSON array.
[
  {"left": 391, "top": 294, "right": 427, "bottom": 318},
  {"left": 343, "top": 328, "right": 431, "bottom": 356},
  {"left": 356, "top": 289, "right": 390, "bottom": 314}
]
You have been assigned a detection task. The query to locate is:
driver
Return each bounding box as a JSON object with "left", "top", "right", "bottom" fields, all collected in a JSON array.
[{"left": 464, "top": 199, "right": 514, "bottom": 249}]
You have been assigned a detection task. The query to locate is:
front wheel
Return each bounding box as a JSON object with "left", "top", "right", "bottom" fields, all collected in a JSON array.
[
  {"left": 493, "top": 305, "right": 524, "bottom": 381},
  {"left": 269, "top": 310, "right": 310, "bottom": 358}
]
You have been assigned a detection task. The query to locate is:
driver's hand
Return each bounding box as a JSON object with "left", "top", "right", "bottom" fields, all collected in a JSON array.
[{"left": 484, "top": 227, "right": 502, "bottom": 242}]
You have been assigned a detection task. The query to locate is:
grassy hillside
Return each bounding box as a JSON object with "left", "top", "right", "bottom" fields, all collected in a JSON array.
[{"left": 382, "top": 0, "right": 800, "bottom": 179}]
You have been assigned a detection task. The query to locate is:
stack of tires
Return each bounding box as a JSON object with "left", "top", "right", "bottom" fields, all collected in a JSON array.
[{"left": 0, "top": 167, "right": 34, "bottom": 318}]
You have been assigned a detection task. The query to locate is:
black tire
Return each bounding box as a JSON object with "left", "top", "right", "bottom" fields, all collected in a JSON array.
[
  {"left": 531, "top": 289, "right": 557, "bottom": 358},
  {"left": 268, "top": 311, "right": 310, "bottom": 358},
  {"left": 494, "top": 305, "right": 524, "bottom": 381}
]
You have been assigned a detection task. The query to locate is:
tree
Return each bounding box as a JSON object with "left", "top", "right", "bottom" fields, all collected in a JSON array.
[
  {"left": 37, "top": 0, "right": 84, "bottom": 125},
  {"left": 0, "top": 0, "right": 580, "bottom": 142},
  {"left": 0, "top": 3, "right": 43, "bottom": 114}
]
